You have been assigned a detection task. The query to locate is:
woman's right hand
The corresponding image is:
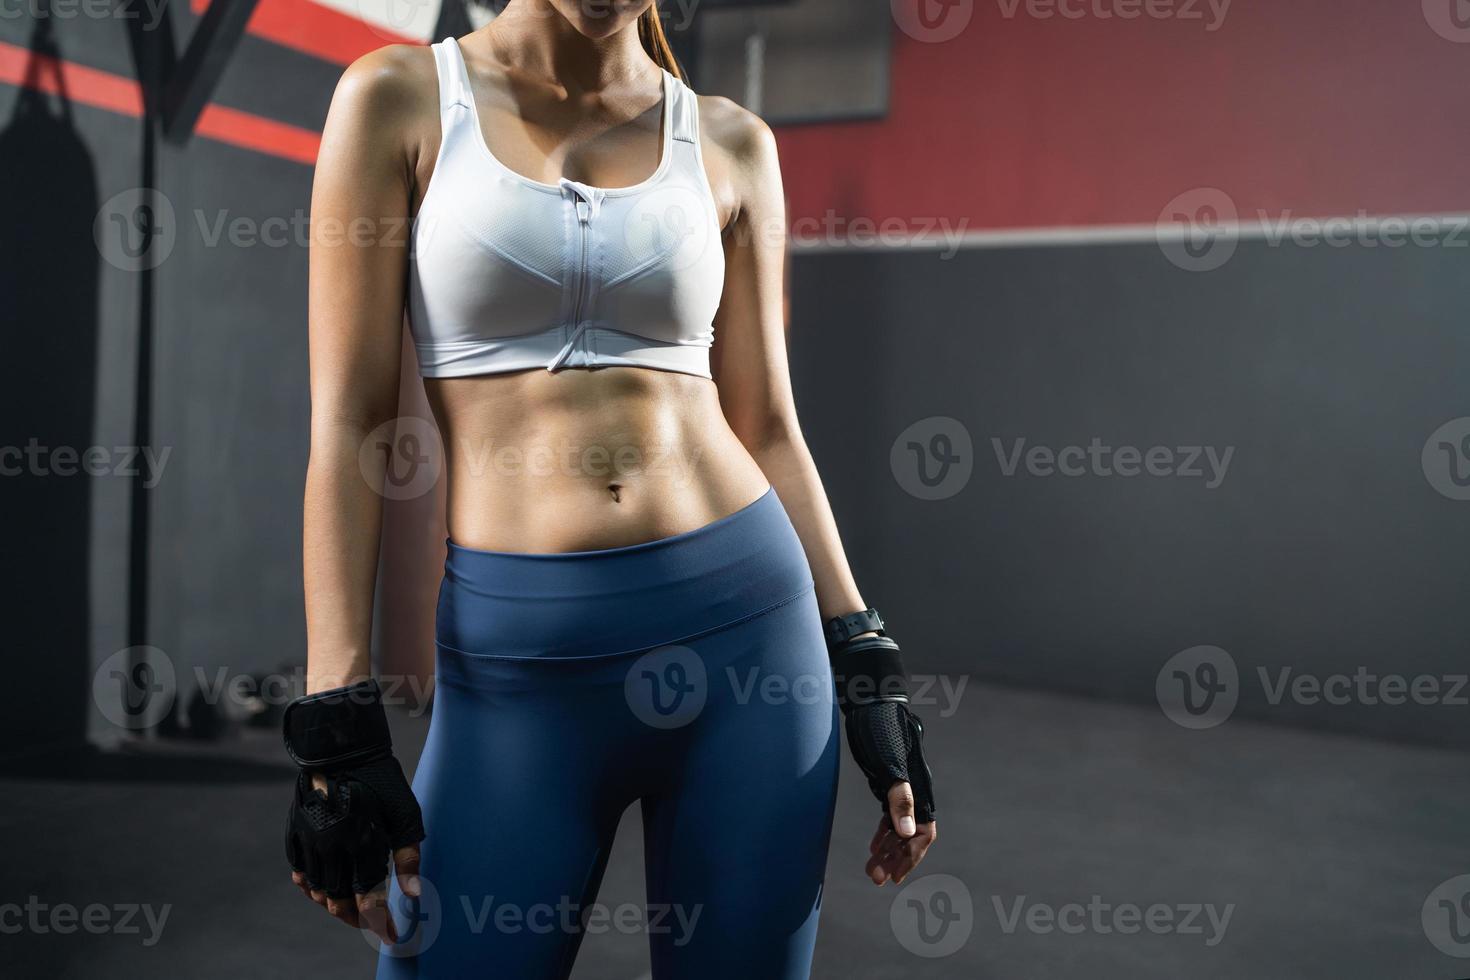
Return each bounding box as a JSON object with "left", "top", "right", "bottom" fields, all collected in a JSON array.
[
  {"left": 286, "top": 763, "right": 425, "bottom": 945},
  {"left": 281, "top": 680, "right": 426, "bottom": 945}
]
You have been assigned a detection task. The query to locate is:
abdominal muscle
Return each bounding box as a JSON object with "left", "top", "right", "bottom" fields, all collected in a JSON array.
[{"left": 424, "top": 365, "right": 771, "bottom": 554}]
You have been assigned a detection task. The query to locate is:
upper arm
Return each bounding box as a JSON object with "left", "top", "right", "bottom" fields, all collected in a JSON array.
[
  {"left": 308, "top": 45, "right": 434, "bottom": 432},
  {"left": 702, "top": 97, "right": 799, "bottom": 447}
]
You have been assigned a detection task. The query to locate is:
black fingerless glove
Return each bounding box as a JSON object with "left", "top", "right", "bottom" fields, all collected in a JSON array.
[
  {"left": 831, "top": 631, "right": 937, "bottom": 825},
  {"left": 282, "top": 680, "right": 425, "bottom": 898}
]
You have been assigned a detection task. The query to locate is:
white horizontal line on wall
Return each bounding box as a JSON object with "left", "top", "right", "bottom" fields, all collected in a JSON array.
[{"left": 787, "top": 212, "right": 1470, "bottom": 253}]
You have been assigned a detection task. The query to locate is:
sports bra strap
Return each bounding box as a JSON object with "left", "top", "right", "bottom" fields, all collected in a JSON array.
[
  {"left": 433, "top": 37, "right": 474, "bottom": 114},
  {"left": 668, "top": 75, "right": 699, "bottom": 145}
]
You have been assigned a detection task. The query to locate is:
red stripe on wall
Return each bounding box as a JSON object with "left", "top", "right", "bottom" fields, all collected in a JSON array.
[
  {"left": 0, "top": 41, "right": 143, "bottom": 116},
  {"left": 0, "top": 41, "right": 320, "bottom": 165},
  {"left": 192, "top": 0, "right": 418, "bottom": 65},
  {"left": 774, "top": 0, "right": 1470, "bottom": 231},
  {"left": 197, "top": 101, "right": 320, "bottom": 165}
]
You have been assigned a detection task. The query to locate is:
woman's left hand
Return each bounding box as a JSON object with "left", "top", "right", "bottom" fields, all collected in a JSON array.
[{"left": 866, "top": 780, "right": 938, "bottom": 886}]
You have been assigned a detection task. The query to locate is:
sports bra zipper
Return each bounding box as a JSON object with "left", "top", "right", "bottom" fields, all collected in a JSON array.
[
  {"left": 572, "top": 198, "right": 589, "bottom": 338},
  {"left": 549, "top": 191, "right": 594, "bottom": 371}
]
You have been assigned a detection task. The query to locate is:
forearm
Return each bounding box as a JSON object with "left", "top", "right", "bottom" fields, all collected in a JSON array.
[
  {"left": 303, "top": 420, "right": 388, "bottom": 694},
  {"left": 745, "top": 426, "right": 866, "bottom": 622}
]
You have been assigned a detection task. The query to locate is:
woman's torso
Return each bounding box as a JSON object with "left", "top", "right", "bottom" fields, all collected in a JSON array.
[{"left": 406, "top": 32, "right": 768, "bottom": 553}]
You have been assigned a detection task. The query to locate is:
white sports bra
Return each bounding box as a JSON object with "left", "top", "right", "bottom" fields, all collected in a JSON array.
[{"left": 408, "top": 38, "right": 725, "bottom": 380}]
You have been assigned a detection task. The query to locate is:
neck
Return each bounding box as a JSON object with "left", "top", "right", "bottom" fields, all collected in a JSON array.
[{"left": 485, "top": 1, "right": 655, "bottom": 91}]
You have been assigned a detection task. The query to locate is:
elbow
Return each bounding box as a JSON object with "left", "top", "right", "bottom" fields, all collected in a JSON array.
[
  {"left": 734, "top": 412, "right": 804, "bottom": 458},
  {"left": 306, "top": 405, "right": 398, "bottom": 476},
  {"left": 309, "top": 392, "right": 402, "bottom": 443}
]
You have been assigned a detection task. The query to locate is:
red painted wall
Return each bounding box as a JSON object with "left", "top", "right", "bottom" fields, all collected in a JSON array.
[
  {"left": 54, "top": 0, "right": 1470, "bottom": 227},
  {"left": 774, "top": 0, "right": 1470, "bottom": 230}
]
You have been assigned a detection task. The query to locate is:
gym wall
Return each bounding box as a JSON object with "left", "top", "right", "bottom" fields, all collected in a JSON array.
[
  {"left": 789, "top": 239, "right": 1470, "bottom": 748},
  {"left": 2, "top": 0, "right": 1466, "bottom": 754},
  {"left": 0, "top": 8, "right": 341, "bottom": 750},
  {"left": 774, "top": 0, "right": 1470, "bottom": 747}
]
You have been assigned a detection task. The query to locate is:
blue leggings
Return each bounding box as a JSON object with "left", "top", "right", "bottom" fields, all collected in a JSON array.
[{"left": 376, "top": 487, "right": 840, "bottom": 979}]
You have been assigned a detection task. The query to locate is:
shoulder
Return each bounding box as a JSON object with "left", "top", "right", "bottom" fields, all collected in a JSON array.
[
  {"left": 317, "top": 44, "right": 440, "bottom": 172},
  {"left": 695, "top": 93, "right": 779, "bottom": 172},
  {"left": 333, "top": 44, "right": 439, "bottom": 120}
]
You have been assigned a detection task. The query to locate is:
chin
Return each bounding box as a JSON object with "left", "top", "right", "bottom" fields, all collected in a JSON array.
[{"left": 562, "top": 0, "right": 642, "bottom": 39}]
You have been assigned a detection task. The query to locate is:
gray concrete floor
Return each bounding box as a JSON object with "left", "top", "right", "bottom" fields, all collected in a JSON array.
[{"left": 5, "top": 681, "right": 1468, "bottom": 978}]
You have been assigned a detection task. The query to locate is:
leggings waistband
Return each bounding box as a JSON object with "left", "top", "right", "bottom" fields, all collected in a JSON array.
[{"left": 435, "top": 486, "right": 814, "bottom": 659}]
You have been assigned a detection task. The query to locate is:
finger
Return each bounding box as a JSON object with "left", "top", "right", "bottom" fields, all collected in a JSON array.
[
  {"left": 891, "top": 819, "right": 936, "bottom": 846},
  {"left": 869, "top": 814, "right": 893, "bottom": 855},
  {"left": 887, "top": 781, "right": 917, "bottom": 838},
  {"left": 866, "top": 827, "right": 903, "bottom": 884},
  {"left": 357, "top": 888, "right": 395, "bottom": 946},
  {"left": 867, "top": 841, "right": 904, "bottom": 885},
  {"left": 286, "top": 832, "right": 306, "bottom": 877},
  {"left": 393, "top": 844, "right": 422, "bottom": 899},
  {"left": 871, "top": 827, "right": 903, "bottom": 861},
  {"left": 291, "top": 872, "right": 314, "bottom": 899},
  {"left": 865, "top": 849, "right": 888, "bottom": 885},
  {"left": 882, "top": 823, "right": 939, "bottom": 885},
  {"left": 897, "top": 832, "right": 937, "bottom": 884},
  {"left": 867, "top": 820, "right": 910, "bottom": 885},
  {"left": 327, "top": 893, "right": 360, "bottom": 927},
  {"left": 869, "top": 823, "right": 929, "bottom": 883},
  {"left": 871, "top": 842, "right": 910, "bottom": 885},
  {"left": 323, "top": 850, "right": 359, "bottom": 908},
  {"left": 886, "top": 836, "right": 927, "bottom": 885},
  {"left": 865, "top": 846, "right": 883, "bottom": 885},
  {"left": 886, "top": 851, "right": 917, "bottom": 885},
  {"left": 351, "top": 847, "right": 399, "bottom": 945},
  {"left": 871, "top": 832, "right": 907, "bottom": 878},
  {"left": 301, "top": 846, "right": 325, "bottom": 902}
]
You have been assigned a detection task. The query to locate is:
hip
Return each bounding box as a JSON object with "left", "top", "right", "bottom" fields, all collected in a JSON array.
[{"left": 435, "top": 484, "right": 817, "bottom": 662}]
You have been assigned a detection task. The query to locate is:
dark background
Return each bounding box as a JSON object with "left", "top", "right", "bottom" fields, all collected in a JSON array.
[
  {"left": 792, "top": 239, "right": 1470, "bottom": 746},
  {"left": 2, "top": 0, "right": 1468, "bottom": 977}
]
